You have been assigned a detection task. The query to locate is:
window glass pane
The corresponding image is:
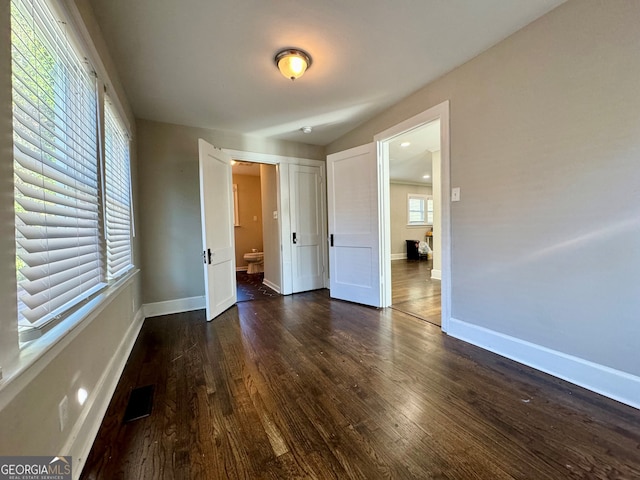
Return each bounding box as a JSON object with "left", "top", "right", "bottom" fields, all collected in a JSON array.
[
  {"left": 11, "top": 0, "right": 103, "bottom": 339},
  {"left": 408, "top": 195, "right": 427, "bottom": 224}
]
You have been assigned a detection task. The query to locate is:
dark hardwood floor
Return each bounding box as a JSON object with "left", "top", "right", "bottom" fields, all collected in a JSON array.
[
  {"left": 82, "top": 291, "right": 640, "bottom": 479},
  {"left": 391, "top": 259, "right": 441, "bottom": 326}
]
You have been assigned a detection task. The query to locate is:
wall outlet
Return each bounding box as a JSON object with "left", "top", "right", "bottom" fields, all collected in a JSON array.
[{"left": 58, "top": 395, "right": 69, "bottom": 432}]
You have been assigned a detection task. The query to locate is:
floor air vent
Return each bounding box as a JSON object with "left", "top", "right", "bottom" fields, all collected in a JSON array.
[{"left": 123, "top": 385, "right": 154, "bottom": 423}]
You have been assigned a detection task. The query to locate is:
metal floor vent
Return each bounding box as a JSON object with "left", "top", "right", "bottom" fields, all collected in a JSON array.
[{"left": 123, "top": 385, "right": 154, "bottom": 423}]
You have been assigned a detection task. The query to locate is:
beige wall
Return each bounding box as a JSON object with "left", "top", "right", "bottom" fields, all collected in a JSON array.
[
  {"left": 328, "top": 0, "right": 640, "bottom": 376},
  {"left": 0, "top": 0, "right": 143, "bottom": 474},
  {"left": 137, "top": 118, "right": 324, "bottom": 304},
  {"left": 233, "top": 174, "right": 264, "bottom": 268},
  {"left": 390, "top": 183, "right": 432, "bottom": 256},
  {"left": 260, "top": 164, "right": 281, "bottom": 290}
]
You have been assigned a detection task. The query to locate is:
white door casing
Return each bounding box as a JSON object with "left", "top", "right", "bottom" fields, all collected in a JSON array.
[
  {"left": 198, "top": 139, "right": 237, "bottom": 320},
  {"left": 289, "top": 164, "right": 325, "bottom": 293},
  {"left": 374, "top": 100, "right": 451, "bottom": 331},
  {"left": 327, "top": 143, "right": 382, "bottom": 307}
]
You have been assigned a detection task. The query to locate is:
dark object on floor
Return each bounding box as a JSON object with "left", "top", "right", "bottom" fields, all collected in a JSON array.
[
  {"left": 123, "top": 385, "right": 154, "bottom": 423},
  {"left": 236, "top": 271, "right": 280, "bottom": 302}
]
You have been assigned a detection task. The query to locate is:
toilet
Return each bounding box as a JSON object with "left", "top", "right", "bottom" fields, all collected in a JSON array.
[{"left": 243, "top": 251, "right": 264, "bottom": 274}]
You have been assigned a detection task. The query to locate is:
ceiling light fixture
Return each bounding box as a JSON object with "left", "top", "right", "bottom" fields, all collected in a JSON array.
[
  {"left": 423, "top": 175, "right": 430, "bottom": 179},
  {"left": 275, "top": 48, "right": 312, "bottom": 81},
  {"left": 400, "top": 142, "right": 411, "bottom": 147},
  {"left": 301, "top": 126, "right": 313, "bottom": 134}
]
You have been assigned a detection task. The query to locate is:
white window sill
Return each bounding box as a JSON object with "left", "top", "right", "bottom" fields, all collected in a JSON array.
[{"left": 0, "top": 269, "right": 140, "bottom": 411}]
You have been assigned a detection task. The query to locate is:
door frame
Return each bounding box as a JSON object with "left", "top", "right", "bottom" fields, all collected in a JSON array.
[
  {"left": 373, "top": 100, "right": 452, "bottom": 332},
  {"left": 224, "top": 149, "right": 328, "bottom": 295}
]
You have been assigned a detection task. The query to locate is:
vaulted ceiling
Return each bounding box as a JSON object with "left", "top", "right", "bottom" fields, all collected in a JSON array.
[{"left": 89, "top": 0, "right": 565, "bottom": 146}]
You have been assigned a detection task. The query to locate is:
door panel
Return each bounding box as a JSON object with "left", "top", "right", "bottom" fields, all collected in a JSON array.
[
  {"left": 327, "top": 143, "right": 381, "bottom": 307},
  {"left": 290, "top": 164, "right": 324, "bottom": 292},
  {"left": 198, "top": 139, "right": 236, "bottom": 320}
]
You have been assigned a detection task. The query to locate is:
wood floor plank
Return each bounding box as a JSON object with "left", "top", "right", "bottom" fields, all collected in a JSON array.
[{"left": 81, "top": 292, "right": 640, "bottom": 479}]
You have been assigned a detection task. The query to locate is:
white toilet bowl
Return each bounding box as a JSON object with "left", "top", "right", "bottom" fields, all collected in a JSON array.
[{"left": 243, "top": 252, "right": 264, "bottom": 274}]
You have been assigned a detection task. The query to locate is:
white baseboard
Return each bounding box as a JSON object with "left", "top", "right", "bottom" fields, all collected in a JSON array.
[
  {"left": 143, "top": 296, "right": 206, "bottom": 318},
  {"left": 391, "top": 253, "right": 407, "bottom": 261},
  {"left": 66, "top": 308, "right": 145, "bottom": 479},
  {"left": 263, "top": 278, "right": 281, "bottom": 294},
  {"left": 236, "top": 266, "right": 248, "bottom": 272},
  {"left": 430, "top": 269, "right": 442, "bottom": 280},
  {"left": 448, "top": 318, "right": 640, "bottom": 410}
]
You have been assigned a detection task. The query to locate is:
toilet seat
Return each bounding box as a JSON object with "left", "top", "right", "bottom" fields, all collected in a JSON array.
[
  {"left": 243, "top": 252, "right": 264, "bottom": 274},
  {"left": 243, "top": 252, "right": 264, "bottom": 262}
]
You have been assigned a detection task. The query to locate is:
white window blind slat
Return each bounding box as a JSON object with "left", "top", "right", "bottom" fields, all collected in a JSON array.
[
  {"left": 104, "top": 97, "right": 132, "bottom": 280},
  {"left": 12, "top": 0, "right": 105, "bottom": 331},
  {"left": 20, "top": 244, "right": 99, "bottom": 267},
  {"left": 15, "top": 146, "right": 98, "bottom": 196},
  {"left": 21, "top": 252, "right": 101, "bottom": 281},
  {"left": 20, "top": 277, "right": 103, "bottom": 324},
  {"left": 16, "top": 197, "right": 98, "bottom": 219}
]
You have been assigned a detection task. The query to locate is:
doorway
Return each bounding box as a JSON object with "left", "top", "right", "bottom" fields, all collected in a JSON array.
[
  {"left": 231, "top": 161, "right": 281, "bottom": 302},
  {"left": 199, "top": 144, "right": 329, "bottom": 321},
  {"left": 385, "top": 122, "right": 442, "bottom": 325},
  {"left": 375, "top": 100, "right": 451, "bottom": 332}
]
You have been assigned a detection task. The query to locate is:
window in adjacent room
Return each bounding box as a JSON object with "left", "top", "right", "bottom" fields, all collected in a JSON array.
[{"left": 407, "top": 193, "right": 433, "bottom": 226}]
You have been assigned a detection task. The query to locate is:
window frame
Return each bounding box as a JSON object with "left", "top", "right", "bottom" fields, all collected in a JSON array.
[
  {"left": 9, "top": 0, "right": 135, "bottom": 346},
  {"left": 407, "top": 193, "right": 433, "bottom": 226}
]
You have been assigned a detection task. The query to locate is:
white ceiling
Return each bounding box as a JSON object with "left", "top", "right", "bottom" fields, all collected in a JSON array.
[
  {"left": 389, "top": 120, "right": 440, "bottom": 185},
  {"left": 88, "top": 0, "right": 565, "bottom": 146}
]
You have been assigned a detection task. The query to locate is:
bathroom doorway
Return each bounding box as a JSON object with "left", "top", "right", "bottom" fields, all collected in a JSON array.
[{"left": 232, "top": 161, "right": 280, "bottom": 302}]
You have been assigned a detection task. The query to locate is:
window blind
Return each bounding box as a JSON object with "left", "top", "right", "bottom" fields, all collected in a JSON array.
[
  {"left": 11, "top": 0, "right": 104, "bottom": 331},
  {"left": 104, "top": 98, "right": 133, "bottom": 279}
]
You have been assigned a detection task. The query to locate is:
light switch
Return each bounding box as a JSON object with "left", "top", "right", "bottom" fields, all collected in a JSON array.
[
  {"left": 451, "top": 187, "right": 461, "bottom": 202},
  {"left": 253, "top": 215, "right": 258, "bottom": 222},
  {"left": 273, "top": 211, "right": 278, "bottom": 219}
]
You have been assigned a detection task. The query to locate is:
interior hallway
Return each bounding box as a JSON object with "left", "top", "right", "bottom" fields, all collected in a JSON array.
[{"left": 391, "top": 259, "right": 441, "bottom": 326}]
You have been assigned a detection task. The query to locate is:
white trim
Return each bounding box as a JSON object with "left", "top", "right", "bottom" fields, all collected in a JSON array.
[
  {"left": 224, "top": 149, "right": 324, "bottom": 167},
  {"left": 448, "top": 318, "right": 640, "bottom": 410},
  {"left": 0, "top": 271, "right": 140, "bottom": 410},
  {"left": 65, "top": 308, "right": 144, "bottom": 479},
  {"left": 374, "top": 100, "right": 451, "bottom": 332},
  {"left": 143, "top": 296, "right": 205, "bottom": 318},
  {"left": 391, "top": 253, "right": 407, "bottom": 261},
  {"left": 430, "top": 269, "right": 442, "bottom": 280},
  {"left": 263, "top": 279, "right": 281, "bottom": 294},
  {"left": 60, "top": 0, "right": 132, "bottom": 135}
]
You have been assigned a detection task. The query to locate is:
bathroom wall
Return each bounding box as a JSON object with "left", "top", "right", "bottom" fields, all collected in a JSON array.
[
  {"left": 390, "top": 183, "right": 432, "bottom": 257},
  {"left": 233, "top": 174, "right": 264, "bottom": 269},
  {"left": 260, "top": 164, "right": 281, "bottom": 290}
]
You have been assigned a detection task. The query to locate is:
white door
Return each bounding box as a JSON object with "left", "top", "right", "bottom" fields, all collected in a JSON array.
[
  {"left": 327, "top": 143, "right": 382, "bottom": 307},
  {"left": 289, "top": 164, "right": 325, "bottom": 293},
  {"left": 198, "top": 139, "right": 236, "bottom": 320}
]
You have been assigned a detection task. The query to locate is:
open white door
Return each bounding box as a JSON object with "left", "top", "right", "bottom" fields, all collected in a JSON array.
[
  {"left": 289, "top": 164, "right": 325, "bottom": 293},
  {"left": 327, "top": 143, "right": 382, "bottom": 307},
  {"left": 198, "top": 139, "right": 236, "bottom": 320}
]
